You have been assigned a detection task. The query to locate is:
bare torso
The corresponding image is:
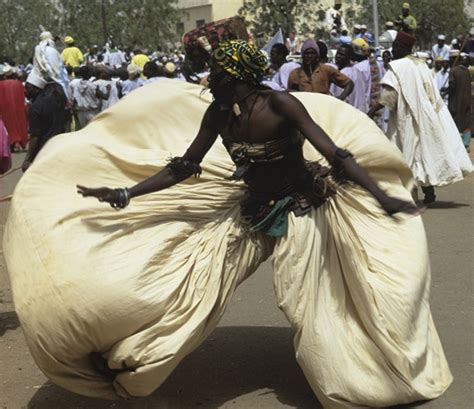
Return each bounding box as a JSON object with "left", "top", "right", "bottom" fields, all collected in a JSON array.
[{"left": 211, "top": 90, "right": 309, "bottom": 195}]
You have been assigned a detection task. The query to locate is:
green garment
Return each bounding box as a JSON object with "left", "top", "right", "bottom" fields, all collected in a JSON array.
[
  {"left": 400, "top": 14, "right": 417, "bottom": 31},
  {"left": 250, "top": 196, "right": 293, "bottom": 237}
]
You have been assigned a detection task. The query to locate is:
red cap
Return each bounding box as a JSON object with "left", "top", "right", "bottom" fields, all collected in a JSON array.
[{"left": 394, "top": 31, "right": 416, "bottom": 47}]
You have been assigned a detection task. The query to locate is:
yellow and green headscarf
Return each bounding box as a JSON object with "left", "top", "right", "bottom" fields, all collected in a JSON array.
[{"left": 212, "top": 40, "right": 268, "bottom": 85}]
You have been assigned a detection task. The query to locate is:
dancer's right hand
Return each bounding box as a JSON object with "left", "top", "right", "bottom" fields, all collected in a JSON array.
[{"left": 76, "top": 185, "right": 119, "bottom": 207}]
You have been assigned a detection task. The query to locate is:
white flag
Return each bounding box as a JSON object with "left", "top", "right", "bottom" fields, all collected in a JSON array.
[{"left": 261, "top": 28, "right": 285, "bottom": 54}]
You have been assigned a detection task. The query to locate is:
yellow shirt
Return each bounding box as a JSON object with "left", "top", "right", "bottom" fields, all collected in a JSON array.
[
  {"left": 131, "top": 54, "right": 150, "bottom": 70},
  {"left": 61, "top": 46, "right": 84, "bottom": 68}
]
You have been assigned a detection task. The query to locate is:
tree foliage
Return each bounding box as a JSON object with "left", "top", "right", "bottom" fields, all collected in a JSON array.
[
  {"left": 358, "top": 0, "right": 471, "bottom": 48},
  {"left": 0, "top": 0, "right": 183, "bottom": 64},
  {"left": 239, "top": 0, "right": 362, "bottom": 44},
  {"left": 239, "top": 0, "right": 471, "bottom": 49}
]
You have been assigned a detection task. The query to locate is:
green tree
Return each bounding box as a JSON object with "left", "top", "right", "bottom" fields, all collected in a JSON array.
[
  {"left": 0, "top": 0, "right": 56, "bottom": 64},
  {"left": 358, "top": 0, "right": 471, "bottom": 49},
  {"left": 239, "top": 0, "right": 298, "bottom": 43},
  {"left": 239, "top": 0, "right": 361, "bottom": 44},
  {"left": 107, "top": 0, "right": 183, "bottom": 51},
  {"left": 0, "top": 0, "right": 183, "bottom": 64}
]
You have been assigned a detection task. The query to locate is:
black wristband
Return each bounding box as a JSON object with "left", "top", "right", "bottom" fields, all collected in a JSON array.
[{"left": 334, "top": 148, "right": 353, "bottom": 160}]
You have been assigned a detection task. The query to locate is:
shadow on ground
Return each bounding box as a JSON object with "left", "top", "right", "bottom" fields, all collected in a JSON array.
[
  {"left": 27, "top": 326, "right": 320, "bottom": 409},
  {"left": 0, "top": 310, "right": 20, "bottom": 336},
  {"left": 423, "top": 201, "right": 470, "bottom": 209}
]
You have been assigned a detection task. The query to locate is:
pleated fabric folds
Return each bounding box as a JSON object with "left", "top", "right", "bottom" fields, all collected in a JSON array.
[{"left": 3, "top": 80, "right": 452, "bottom": 407}]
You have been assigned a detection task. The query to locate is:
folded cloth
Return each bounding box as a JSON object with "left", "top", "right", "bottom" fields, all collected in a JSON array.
[{"left": 4, "top": 80, "right": 452, "bottom": 407}]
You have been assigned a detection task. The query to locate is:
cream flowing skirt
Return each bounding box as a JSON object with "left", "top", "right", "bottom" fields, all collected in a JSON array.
[{"left": 3, "top": 80, "right": 452, "bottom": 408}]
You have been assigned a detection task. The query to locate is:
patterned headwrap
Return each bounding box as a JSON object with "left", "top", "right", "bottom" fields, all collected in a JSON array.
[{"left": 212, "top": 40, "right": 268, "bottom": 85}]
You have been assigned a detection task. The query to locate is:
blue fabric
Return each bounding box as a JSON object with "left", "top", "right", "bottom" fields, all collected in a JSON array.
[{"left": 462, "top": 129, "right": 471, "bottom": 148}]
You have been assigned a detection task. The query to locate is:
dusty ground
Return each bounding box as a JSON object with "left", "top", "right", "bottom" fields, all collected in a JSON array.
[{"left": 0, "top": 152, "right": 472, "bottom": 409}]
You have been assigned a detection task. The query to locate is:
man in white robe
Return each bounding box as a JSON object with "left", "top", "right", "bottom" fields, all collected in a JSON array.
[
  {"left": 353, "top": 40, "right": 386, "bottom": 128},
  {"left": 330, "top": 44, "right": 368, "bottom": 112},
  {"left": 32, "top": 31, "right": 70, "bottom": 99},
  {"left": 368, "top": 32, "right": 472, "bottom": 203},
  {"left": 325, "top": 1, "right": 347, "bottom": 34},
  {"left": 265, "top": 43, "right": 300, "bottom": 91},
  {"left": 71, "top": 66, "right": 101, "bottom": 128},
  {"left": 432, "top": 57, "right": 449, "bottom": 105}
]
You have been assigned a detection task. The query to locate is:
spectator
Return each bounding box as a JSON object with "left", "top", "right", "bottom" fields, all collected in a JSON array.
[
  {"left": 103, "top": 42, "right": 127, "bottom": 69},
  {"left": 143, "top": 61, "right": 164, "bottom": 84},
  {"left": 395, "top": 2, "right": 417, "bottom": 33},
  {"left": 131, "top": 48, "right": 150, "bottom": 70},
  {"left": 431, "top": 35, "right": 450, "bottom": 62},
  {"left": 120, "top": 64, "right": 144, "bottom": 97},
  {"left": 61, "top": 36, "right": 84, "bottom": 68},
  {"left": 288, "top": 39, "right": 354, "bottom": 99},
  {"left": 448, "top": 52, "right": 472, "bottom": 150},
  {"left": 95, "top": 66, "right": 119, "bottom": 111},
  {"left": 325, "top": 1, "right": 347, "bottom": 34},
  {"left": 0, "top": 65, "right": 28, "bottom": 151},
  {"left": 268, "top": 43, "right": 300, "bottom": 90},
  {"left": 22, "top": 72, "right": 67, "bottom": 172},
  {"left": 285, "top": 31, "right": 301, "bottom": 54},
  {"left": 71, "top": 65, "right": 101, "bottom": 128},
  {"left": 385, "top": 21, "right": 397, "bottom": 42},
  {"left": 331, "top": 44, "right": 368, "bottom": 112}
]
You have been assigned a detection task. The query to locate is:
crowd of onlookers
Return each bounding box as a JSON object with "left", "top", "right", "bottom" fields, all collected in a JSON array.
[{"left": 0, "top": 0, "right": 472, "bottom": 175}]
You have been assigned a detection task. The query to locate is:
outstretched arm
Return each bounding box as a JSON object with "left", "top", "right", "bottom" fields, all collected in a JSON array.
[
  {"left": 270, "top": 92, "right": 421, "bottom": 216},
  {"left": 77, "top": 103, "right": 220, "bottom": 208}
]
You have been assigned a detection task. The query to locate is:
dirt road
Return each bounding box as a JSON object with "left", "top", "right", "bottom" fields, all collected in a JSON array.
[{"left": 1, "top": 152, "right": 472, "bottom": 409}]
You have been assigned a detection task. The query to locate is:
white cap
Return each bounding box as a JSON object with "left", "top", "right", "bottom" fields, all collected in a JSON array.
[
  {"left": 40, "top": 31, "right": 53, "bottom": 41},
  {"left": 360, "top": 24, "right": 367, "bottom": 29},
  {"left": 354, "top": 24, "right": 361, "bottom": 30},
  {"left": 127, "top": 63, "right": 141, "bottom": 76},
  {"left": 26, "top": 71, "right": 47, "bottom": 89},
  {"left": 415, "top": 51, "right": 430, "bottom": 60},
  {"left": 2, "top": 65, "right": 14, "bottom": 76},
  {"left": 437, "top": 34, "right": 446, "bottom": 40}
]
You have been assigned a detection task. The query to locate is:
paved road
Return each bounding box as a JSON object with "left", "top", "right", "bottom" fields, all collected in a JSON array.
[{"left": 1, "top": 152, "right": 472, "bottom": 409}]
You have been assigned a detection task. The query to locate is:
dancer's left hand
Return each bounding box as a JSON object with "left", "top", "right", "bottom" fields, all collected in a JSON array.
[{"left": 380, "top": 196, "right": 425, "bottom": 217}]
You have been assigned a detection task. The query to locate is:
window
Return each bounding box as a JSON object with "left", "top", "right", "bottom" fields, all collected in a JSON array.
[
  {"left": 196, "top": 19, "right": 205, "bottom": 27},
  {"left": 176, "top": 22, "right": 184, "bottom": 35}
]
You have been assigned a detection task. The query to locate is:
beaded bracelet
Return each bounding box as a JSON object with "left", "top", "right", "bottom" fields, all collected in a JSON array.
[{"left": 111, "top": 188, "right": 131, "bottom": 210}]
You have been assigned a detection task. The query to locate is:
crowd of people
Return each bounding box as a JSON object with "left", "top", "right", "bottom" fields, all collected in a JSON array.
[
  {"left": 1, "top": 1, "right": 473, "bottom": 409},
  {"left": 0, "top": 1, "right": 472, "bottom": 173}
]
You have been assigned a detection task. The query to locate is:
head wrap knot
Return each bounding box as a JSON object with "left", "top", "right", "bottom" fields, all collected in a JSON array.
[{"left": 212, "top": 40, "right": 268, "bottom": 85}]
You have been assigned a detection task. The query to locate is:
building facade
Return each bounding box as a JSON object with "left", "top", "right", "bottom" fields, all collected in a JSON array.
[{"left": 177, "top": 0, "right": 245, "bottom": 34}]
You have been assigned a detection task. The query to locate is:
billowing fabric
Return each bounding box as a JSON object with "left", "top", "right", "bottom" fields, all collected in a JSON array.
[
  {"left": 213, "top": 40, "right": 268, "bottom": 85},
  {"left": 382, "top": 56, "right": 472, "bottom": 186},
  {"left": 4, "top": 80, "right": 452, "bottom": 408}
]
